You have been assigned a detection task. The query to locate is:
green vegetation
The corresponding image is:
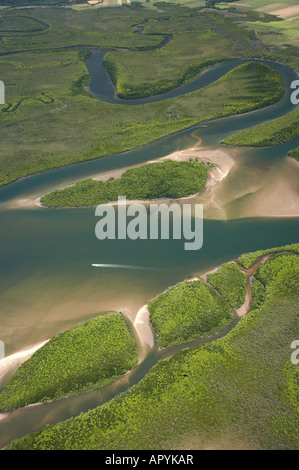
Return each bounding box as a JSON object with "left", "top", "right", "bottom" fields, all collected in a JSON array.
[
  {"left": 0, "top": 7, "right": 164, "bottom": 53},
  {"left": 223, "top": 107, "right": 299, "bottom": 147},
  {"left": 240, "top": 18, "right": 299, "bottom": 72},
  {"left": 148, "top": 279, "right": 233, "bottom": 348},
  {"left": 101, "top": 5, "right": 284, "bottom": 99},
  {"left": 0, "top": 55, "right": 283, "bottom": 187},
  {"left": 0, "top": 4, "right": 288, "bottom": 186},
  {"left": 206, "top": 262, "right": 247, "bottom": 308},
  {"left": 238, "top": 243, "right": 299, "bottom": 269},
  {"left": 0, "top": 15, "right": 46, "bottom": 32},
  {"left": 6, "top": 245, "right": 299, "bottom": 450},
  {"left": 40, "top": 160, "right": 208, "bottom": 207},
  {"left": 250, "top": 276, "right": 265, "bottom": 310},
  {"left": 288, "top": 146, "right": 299, "bottom": 162},
  {"left": 255, "top": 252, "right": 299, "bottom": 298},
  {"left": 103, "top": 27, "right": 237, "bottom": 99},
  {"left": 0, "top": 312, "right": 138, "bottom": 411}
]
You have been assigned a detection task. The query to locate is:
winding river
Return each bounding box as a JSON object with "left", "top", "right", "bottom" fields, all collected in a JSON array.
[{"left": 0, "top": 46, "right": 299, "bottom": 448}]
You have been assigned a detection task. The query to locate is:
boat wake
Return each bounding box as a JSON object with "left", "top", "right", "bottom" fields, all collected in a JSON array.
[{"left": 92, "top": 264, "right": 167, "bottom": 271}]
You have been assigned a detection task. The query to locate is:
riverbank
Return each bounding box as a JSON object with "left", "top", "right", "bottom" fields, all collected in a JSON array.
[
  {"left": 8, "top": 143, "right": 299, "bottom": 220},
  {"left": 90, "top": 145, "right": 235, "bottom": 206}
]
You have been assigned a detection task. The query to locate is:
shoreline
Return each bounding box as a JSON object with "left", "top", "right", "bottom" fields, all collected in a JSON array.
[
  {"left": 32, "top": 145, "right": 235, "bottom": 209},
  {"left": 5, "top": 142, "right": 299, "bottom": 219},
  {"left": 0, "top": 341, "right": 48, "bottom": 386}
]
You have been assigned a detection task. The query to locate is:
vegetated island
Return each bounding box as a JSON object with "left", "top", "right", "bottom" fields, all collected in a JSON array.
[
  {"left": 5, "top": 243, "right": 299, "bottom": 450},
  {"left": 222, "top": 107, "right": 299, "bottom": 152},
  {"left": 148, "top": 279, "right": 234, "bottom": 348},
  {"left": 206, "top": 261, "right": 247, "bottom": 309},
  {"left": 0, "top": 312, "right": 138, "bottom": 411},
  {"left": 40, "top": 159, "right": 209, "bottom": 207}
]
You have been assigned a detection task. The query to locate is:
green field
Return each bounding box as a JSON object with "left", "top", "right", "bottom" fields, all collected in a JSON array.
[
  {"left": 225, "top": 1, "right": 299, "bottom": 14},
  {"left": 0, "top": 312, "right": 138, "bottom": 411},
  {"left": 6, "top": 244, "right": 299, "bottom": 450},
  {"left": 148, "top": 279, "right": 234, "bottom": 347}
]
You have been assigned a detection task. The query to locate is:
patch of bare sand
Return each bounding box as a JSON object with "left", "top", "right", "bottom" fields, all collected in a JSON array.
[
  {"left": 236, "top": 277, "right": 252, "bottom": 318},
  {"left": 271, "top": 5, "right": 299, "bottom": 18},
  {"left": 237, "top": 157, "right": 299, "bottom": 218},
  {"left": 200, "top": 264, "right": 222, "bottom": 282},
  {"left": 0, "top": 341, "right": 48, "bottom": 385},
  {"left": 92, "top": 146, "right": 235, "bottom": 185},
  {"left": 201, "top": 150, "right": 299, "bottom": 220},
  {"left": 167, "top": 428, "right": 261, "bottom": 450},
  {"left": 122, "top": 305, "right": 155, "bottom": 364}
]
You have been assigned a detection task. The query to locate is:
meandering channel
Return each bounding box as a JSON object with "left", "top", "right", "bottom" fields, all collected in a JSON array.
[{"left": 0, "top": 42, "right": 298, "bottom": 447}]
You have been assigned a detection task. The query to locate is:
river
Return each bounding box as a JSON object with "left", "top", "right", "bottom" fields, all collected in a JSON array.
[{"left": 0, "top": 49, "right": 298, "bottom": 448}]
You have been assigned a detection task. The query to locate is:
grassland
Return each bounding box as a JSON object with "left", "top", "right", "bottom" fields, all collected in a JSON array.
[
  {"left": 6, "top": 244, "right": 299, "bottom": 450},
  {"left": 0, "top": 6, "right": 164, "bottom": 51},
  {"left": 148, "top": 279, "right": 234, "bottom": 348},
  {"left": 206, "top": 262, "right": 247, "bottom": 308},
  {"left": 0, "top": 15, "right": 45, "bottom": 32},
  {"left": 0, "top": 55, "right": 284, "bottom": 187},
  {"left": 101, "top": 4, "right": 287, "bottom": 98},
  {"left": 103, "top": 26, "right": 249, "bottom": 99},
  {"left": 40, "top": 160, "right": 208, "bottom": 207},
  {"left": 0, "top": 312, "right": 138, "bottom": 411},
  {"left": 223, "top": 107, "right": 299, "bottom": 146},
  {"left": 227, "top": 0, "right": 299, "bottom": 15},
  {"left": 0, "top": 4, "right": 290, "bottom": 186}
]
